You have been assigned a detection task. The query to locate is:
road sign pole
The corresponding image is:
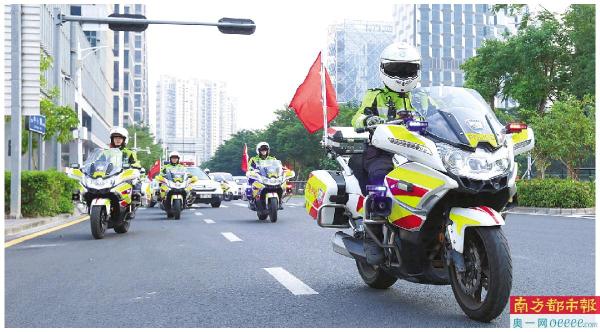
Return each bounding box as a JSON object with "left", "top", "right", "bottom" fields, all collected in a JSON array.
[
  {"left": 28, "top": 128, "right": 32, "bottom": 170},
  {"left": 10, "top": 4, "right": 22, "bottom": 218}
]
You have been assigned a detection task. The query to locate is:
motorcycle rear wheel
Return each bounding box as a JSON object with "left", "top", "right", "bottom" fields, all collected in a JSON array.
[{"left": 449, "top": 227, "right": 512, "bottom": 322}]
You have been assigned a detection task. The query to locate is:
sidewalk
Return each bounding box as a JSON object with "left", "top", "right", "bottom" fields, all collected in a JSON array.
[
  {"left": 4, "top": 210, "right": 88, "bottom": 242},
  {"left": 509, "top": 207, "right": 595, "bottom": 216}
]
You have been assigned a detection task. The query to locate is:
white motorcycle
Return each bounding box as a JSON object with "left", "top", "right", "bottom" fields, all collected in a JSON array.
[{"left": 305, "top": 86, "right": 534, "bottom": 322}]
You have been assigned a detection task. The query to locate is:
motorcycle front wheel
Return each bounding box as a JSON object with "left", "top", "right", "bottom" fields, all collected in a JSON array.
[
  {"left": 90, "top": 206, "right": 108, "bottom": 239},
  {"left": 268, "top": 197, "right": 278, "bottom": 222},
  {"left": 173, "top": 199, "right": 182, "bottom": 220},
  {"left": 449, "top": 227, "right": 512, "bottom": 322}
]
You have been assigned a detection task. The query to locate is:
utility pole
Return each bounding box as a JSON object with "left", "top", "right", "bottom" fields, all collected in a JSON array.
[
  {"left": 52, "top": 7, "right": 62, "bottom": 170},
  {"left": 10, "top": 4, "right": 22, "bottom": 218}
]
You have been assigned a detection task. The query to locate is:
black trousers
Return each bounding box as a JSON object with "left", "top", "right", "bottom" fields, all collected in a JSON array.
[{"left": 363, "top": 145, "right": 394, "bottom": 186}]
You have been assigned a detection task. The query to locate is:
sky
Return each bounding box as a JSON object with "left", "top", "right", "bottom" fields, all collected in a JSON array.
[
  {"left": 146, "top": 1, "right": 574, "bottom": 132},
  {"left": 146, "top": 0, "right": 395, "bottom": 131}
]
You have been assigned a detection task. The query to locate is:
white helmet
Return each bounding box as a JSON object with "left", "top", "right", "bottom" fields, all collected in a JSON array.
[
  {"left": 379, "top": 43, "right": 421, "bottom": 93},
  {"left": 256, "top": 142, "right": 270, "bottom": 155},
  {"left": 169, "top": 151, "right": 181, "bottom": 161},
  {"left": 204, "top": 168, "right": 210, "bottom": 174},
  {"left": 109, "top": 126, "right": 128, "bottom": 146}
]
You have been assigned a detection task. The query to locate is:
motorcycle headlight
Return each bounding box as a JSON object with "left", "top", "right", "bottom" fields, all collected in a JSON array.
[{"left": 436, "top": 142, "right": 511, "bottom": 180}]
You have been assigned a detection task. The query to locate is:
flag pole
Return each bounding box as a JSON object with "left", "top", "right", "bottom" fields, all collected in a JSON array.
[{"left": 320, "top": 51, "right": 327, "bottom": 144}]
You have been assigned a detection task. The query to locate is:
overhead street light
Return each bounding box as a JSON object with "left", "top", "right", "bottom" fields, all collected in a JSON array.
[{"left": 58, "top": 13, "right": 256, "bottom": 35}]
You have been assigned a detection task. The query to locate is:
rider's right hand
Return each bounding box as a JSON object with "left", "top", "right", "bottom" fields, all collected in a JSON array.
[{"left": 365, "top": 115, "right": 385, "bottom": 127}]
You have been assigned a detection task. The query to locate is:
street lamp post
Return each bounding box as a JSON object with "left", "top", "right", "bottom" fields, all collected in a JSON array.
[{"left": 51, "top": 8, "right": 255, "bottom": 168}]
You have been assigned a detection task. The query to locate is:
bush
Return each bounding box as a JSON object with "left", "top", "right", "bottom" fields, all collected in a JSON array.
[
  {"left": 517, "top": 178, "right": 595, "bottom": 208},
  {"left": 4, "top": 170, "right": 79, "bottom": 217}
]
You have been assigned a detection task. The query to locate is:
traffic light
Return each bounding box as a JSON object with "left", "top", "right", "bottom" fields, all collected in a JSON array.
[{"left": 108, "top": 13, "right": 149, "bottom": 32}]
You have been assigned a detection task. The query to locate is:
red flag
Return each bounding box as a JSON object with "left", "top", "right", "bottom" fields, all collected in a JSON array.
[
  {"left": 289, "top": 52, "right": 339, "bottom": 133},
  {"left": 241, "top": 143, "right": 248, "bottom": 173},
  {"left": 148, "top": 160, "right": 160, "bottom": 179}
]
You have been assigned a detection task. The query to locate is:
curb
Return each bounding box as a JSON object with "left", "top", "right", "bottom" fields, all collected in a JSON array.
[
  {"left": 510, "top": 207, "right": 595, "bottom": 216},
  {"left": 4, "top": 211, "right": 87, "bottom": 241}
]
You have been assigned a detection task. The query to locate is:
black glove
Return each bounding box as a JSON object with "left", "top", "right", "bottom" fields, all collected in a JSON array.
[{"left": 364, "top": 115, "right": 385, "bottom": 126}]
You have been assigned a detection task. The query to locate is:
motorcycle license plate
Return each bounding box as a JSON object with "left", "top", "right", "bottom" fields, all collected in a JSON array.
[{"left": 200, "top": 194, "right": 211, "bottom": 198}]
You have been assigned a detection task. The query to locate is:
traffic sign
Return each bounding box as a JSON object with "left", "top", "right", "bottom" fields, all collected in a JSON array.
[{"left": 26, "top": 115, "right": 46, "bottom": 134}]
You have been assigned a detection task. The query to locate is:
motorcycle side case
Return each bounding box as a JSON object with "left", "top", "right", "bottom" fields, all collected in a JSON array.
[{"left": 305, "top": 170, "right": 349, "bottom": 227}]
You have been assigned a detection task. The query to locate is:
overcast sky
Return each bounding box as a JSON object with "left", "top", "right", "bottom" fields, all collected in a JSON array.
[
  {"left": 146, "top": 0, "right": 395, "bottom": 131},
  {"left": 146, "top": 1, "right": 573, "bottom": 132}
]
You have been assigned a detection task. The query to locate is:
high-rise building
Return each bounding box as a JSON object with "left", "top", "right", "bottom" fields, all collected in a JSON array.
[
  {"left": 154, "top": 77, "right": 237, "bottom": 164},
  {"left": 393, "top": 4, "right": 520, "bottom": 87},
  {"left": 110, "top": 3, "right": 149, "bottom": 127},
  {"left": 326, "top": 20, "right": 395, "bottom": 104}
]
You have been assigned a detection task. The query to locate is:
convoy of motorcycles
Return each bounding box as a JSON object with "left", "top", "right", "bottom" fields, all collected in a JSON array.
[{"left": 65, "top": 86, "right": 530, "bottom": 323}]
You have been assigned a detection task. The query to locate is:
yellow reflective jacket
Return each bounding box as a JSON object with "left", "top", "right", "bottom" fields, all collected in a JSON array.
[{"left": 351, "top": 86, "right": 415, "bottom": 130}]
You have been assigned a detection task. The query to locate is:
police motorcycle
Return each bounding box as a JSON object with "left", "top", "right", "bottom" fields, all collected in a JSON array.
[
  {"left": 155, "top": 169, "right": 197, "bottom": 220},
  {"left": 246, "top": 160, "right": 295, "bottom": 222},
  {"left": 66, "top": 148, "right": 142, "bottom": 239},
  {"left": 305, "top": 86, "right": 534, "bottom": 322}
]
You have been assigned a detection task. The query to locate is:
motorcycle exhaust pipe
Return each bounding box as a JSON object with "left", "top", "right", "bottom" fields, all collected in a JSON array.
[{"left": 332, "top": 231, "right": 366, "bottom": 259}]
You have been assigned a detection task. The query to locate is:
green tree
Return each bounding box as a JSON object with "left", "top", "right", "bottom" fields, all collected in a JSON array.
[
  {"left": 563, "top": 4, "right": 595, "bottom": 99},
  {"left": 125, "top": 125, "right": 163, "bottom": 170},
  {"left": 539, "top": 96, "right": 594, "bottom": 180},
  {"left": 40, "top": 53, "right": 78, "bottom": 143},
  {"left": 462, "top": 39, "right": 509, "bottom": 110}
]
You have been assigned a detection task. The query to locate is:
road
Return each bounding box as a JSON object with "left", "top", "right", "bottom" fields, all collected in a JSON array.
[{"left": 4, "top": 198, "right": 596, "bottom": 328}]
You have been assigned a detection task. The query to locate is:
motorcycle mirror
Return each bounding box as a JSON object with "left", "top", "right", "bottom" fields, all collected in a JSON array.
[
  {"left": 140, "top": 168, "right": 146, "bottom": 174},
  {"left": 70, "top": 163, "right": 80, "bottom": 169}
]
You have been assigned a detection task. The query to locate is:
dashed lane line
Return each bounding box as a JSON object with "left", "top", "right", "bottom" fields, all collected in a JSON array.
[
  {"left": 263, "top": 267, "right": 318, "bottom": 295},
  {"left": 221, "top": 232, "right": 242, "bottom": 242}
]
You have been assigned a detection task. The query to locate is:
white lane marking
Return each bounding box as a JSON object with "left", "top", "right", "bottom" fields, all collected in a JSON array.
[
  {"left": 194, "top": 212, "right": 203, "bottom": 216},
  {"left": 263, "top": 267, "right": 318, "bottom": 295},
  {"left": 204, "top": 219, "right": 215, "bottom": 224},
  {"left": 189, "top": 208, "right": 196, "bottom": 211},
  {"left": 221, "top": 205, "right": 229, "bottom": 208},
  {"left": 221, "top": 232, "right": 242, "bottom": 242},
  {"left": 234, "top": 203, "right": 246, "bottom": 207},
  {"left": 138, "top": 207, "right": 146, "bottom": 210}
]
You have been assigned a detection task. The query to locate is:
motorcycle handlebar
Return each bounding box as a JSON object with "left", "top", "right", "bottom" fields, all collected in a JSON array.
[{"left": 356, "top": 119, "right": 405, "bottom": 133}]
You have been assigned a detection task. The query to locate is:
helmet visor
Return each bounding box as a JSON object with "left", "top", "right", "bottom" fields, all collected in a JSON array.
[
  {"left": 258, "top": 145, "right": 269, "bottom": 151},
  {"left": 382, "top": 62, "right": 420, "bottom": 78}
]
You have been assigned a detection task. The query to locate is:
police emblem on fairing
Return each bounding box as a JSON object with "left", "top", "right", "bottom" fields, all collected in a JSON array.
[{"left": 466, "top": 119, "right": 484, "bottom": 131}]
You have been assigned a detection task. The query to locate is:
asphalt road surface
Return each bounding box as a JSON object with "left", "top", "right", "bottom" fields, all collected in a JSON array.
[{"left": 4, "top": 198, "right": 595, "bottom": 328}]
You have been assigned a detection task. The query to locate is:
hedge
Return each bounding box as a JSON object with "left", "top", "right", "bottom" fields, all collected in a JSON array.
[
  {"left": 5, "top": 170, "right": 79, "bottom": 217},
  {"left": 516, "top": 178, "right": 595, "bottom": 208}
]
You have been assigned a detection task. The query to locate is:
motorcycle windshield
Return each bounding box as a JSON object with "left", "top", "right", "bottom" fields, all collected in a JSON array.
[
  {"left": 82, "top": 148, "right": 123, "bottom": 178},
  {"left": 409, "top": 86, "right": 504, "bottom": 148},
  {"left": 257, "top": 160, "right": 283, "bottom": 178}
]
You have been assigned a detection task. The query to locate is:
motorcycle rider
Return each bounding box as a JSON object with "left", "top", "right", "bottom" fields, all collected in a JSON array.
[
  {"left": 248, "top": 142, "right": 277, "bottom": 170},
  {"left": 160, "top": 151, "right": 186, "bottom": 175},
  {"left": 246, "top": 142, "right": 283, "bottom": 209},
  {"left": 109, "top": 126, "right": 142, "bottom": 205},
  {"left": 351, "top": 43, "right": 422, "bottom": 265}
]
